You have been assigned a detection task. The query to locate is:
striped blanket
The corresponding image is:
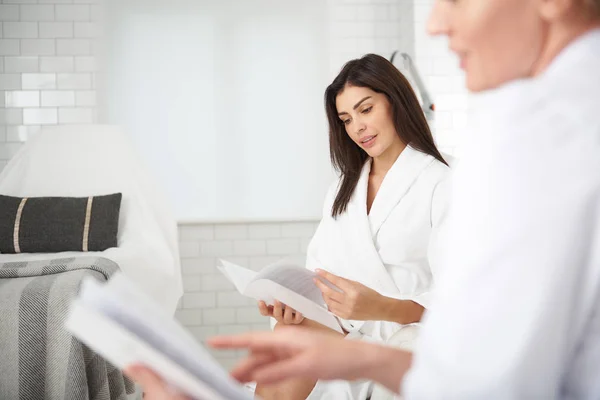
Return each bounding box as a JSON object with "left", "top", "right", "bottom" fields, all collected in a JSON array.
[{"left": 0, "top": 257, "right": 137, "bottom": 400}]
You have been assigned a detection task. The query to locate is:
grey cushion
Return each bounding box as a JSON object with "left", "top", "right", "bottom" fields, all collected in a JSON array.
[{"left": 0, "top": 193, "right": 122, "bottom": 254}]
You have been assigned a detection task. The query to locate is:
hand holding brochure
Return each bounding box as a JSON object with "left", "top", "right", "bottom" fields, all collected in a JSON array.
[
  {"left": 65, "top": 273, "right": 254, "bottom": 400},
  {"left": 217, "top": 259, "right": 343, "bottom": 333}
]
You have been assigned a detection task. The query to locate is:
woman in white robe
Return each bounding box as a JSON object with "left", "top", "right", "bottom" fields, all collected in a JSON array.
[{"left": 256, "top": 54, "right": 451, "bottom": 400}]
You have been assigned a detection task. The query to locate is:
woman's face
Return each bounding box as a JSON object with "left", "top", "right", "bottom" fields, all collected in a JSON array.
[
  {"left": 428, "top": 0, "right": 546, "bottom": 92},
  {"left": 336, "top": 85, "right": 403, "bottom": 159}
]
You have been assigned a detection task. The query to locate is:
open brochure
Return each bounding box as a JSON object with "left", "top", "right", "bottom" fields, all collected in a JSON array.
[
  {"left": 65, "top": 273, "right": 254, "bottom": 400},
  {"left": 217, "top": 259, "right": 344, "bottom": 334}
]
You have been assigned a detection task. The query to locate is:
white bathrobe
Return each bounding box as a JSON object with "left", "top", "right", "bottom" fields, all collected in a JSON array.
[{"left": 305, "top": 144, "right": 451, "bottom": 400}]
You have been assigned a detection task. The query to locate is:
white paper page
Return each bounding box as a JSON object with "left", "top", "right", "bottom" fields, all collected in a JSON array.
[
  {"left": 217, "top": 259, "right": 257, "bottom": 293},
  {"left": 254, "top": 263, "right": 325, "bottom": 306},
  {"left": 69, "top": 275, "right": 253, "bottom": 400}
]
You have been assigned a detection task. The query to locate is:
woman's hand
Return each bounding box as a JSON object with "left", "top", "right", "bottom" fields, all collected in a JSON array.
[
  {"left": 258, "top": 300, "right": 304, "bottom": 325},
  {"left": 315, "top": 269, "right": 425, "bottom": 324},
  {"left": 314, "top": 269, "right": 387, "bottom": 321},
  {"left": 208, "top": 327, "right": 411, "bottom": 394},
  {"left": 124, "top": 365, "right": 190, "bottom": 400}
]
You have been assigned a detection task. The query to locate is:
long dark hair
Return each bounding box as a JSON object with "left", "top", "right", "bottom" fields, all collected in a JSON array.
[{"left": 325, "top": 53, "right": 447, "bottom": 218}]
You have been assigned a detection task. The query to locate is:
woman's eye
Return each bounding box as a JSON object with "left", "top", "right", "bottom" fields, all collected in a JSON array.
[
  {"left": 343, "top": 119, "right": 351, "bottom": 125},
  {"left": 362, "top": 107, "right": 372, "bottom": 114}
]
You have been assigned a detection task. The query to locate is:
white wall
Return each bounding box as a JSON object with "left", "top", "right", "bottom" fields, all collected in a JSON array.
[{"left": 102, "top": 0, "right": 333, "bottom": 222}]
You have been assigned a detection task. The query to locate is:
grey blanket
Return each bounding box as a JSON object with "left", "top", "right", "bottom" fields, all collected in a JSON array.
[{"left": 0, "top": 257, "right": 137, "bottom": 400}]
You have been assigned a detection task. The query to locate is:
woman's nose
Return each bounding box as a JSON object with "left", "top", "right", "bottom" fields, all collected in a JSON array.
[
  {"left": 427, "top": 0, "right": 451, "bottom": 37},
  {"left": 355, "top": 121, "right": 366, "bottom": 135}
]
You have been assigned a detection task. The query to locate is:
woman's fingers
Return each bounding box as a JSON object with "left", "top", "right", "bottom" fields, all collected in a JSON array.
[
  {"left": 293, "top": 311, "right": 305, "bottom": 324},
  {"left": 273, "top": 300, "right": 283, "bottom": 321},
  {"left": 258, "top": 301, "right": 271, "bottom": 316},
  {"left": 283, "top": 305, "right": 295, "bottom": 324},
  {"left": 229, "top": 352, "right": 279, "bottom": 383},
  {"left": 315, "top": 278, "right": 344, "bottom": 303}
]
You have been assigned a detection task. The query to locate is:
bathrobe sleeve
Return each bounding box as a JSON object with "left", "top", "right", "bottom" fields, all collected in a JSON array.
[{"left": 398, "top": 175, "right": 451, "bottom": 310}]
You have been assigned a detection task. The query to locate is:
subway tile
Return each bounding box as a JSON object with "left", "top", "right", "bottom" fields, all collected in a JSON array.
[
  {"left": 0, "top": 126, "right": 6, "bottom": 142},
  {"left": 200, "top": 274, "right": 235, "bottom": 291},
  {"left": 4, "top": 56, "right": 38, "bottom": 73},
  {"left": 56, "top": 5, "right": 91, "bottom": 22},
  {"left": 0, "top": 92, "right": 4, "bottom": 108},
  {"left": 182, "top": 292, "right": 216, "bottom": 309},
  {"left": 174, "top": 309, "right": 202, "bottom": 326},
  {"left": 3, "top": 22, "right": 38, "bottom": 39},
  {"left": 178, "top": 225, "right": 214, "bottom": 241},
  {"left": 202, "top": 308, "right": 236, "bottom": 325},
  {"left": 20, "top": 5, "right": 54, "bottom": 22},
  {"left": 39, "top": 22, "right": 74, "bottom": 39},
  {"left": 75, "top": 90, "right": 95, "bottom": 106},
  {"left": 200, "top": 240, "right": 234, "bottom": 257},
  {"left": 215, "top": 224, "right": 248, "bottom": 240},
  {"left": 233, "top": 240, "right": 266, "bottom": 256},
  {"left": 90, "top": 4, "right": 103, "bottom": 22},
  {"left": 56, "top": 72, "right": 91, "bottom": 89},
  {"left": 217, "top": 325, "right": 251, "bottom": 335},
  {"left": 0, "top": 39, "right": 20, "bottom": 56},
  {"left": 0, "top": 73, "right": 21, "bottom": 90},
  {"left": 0, "top": 5, "right": 19, "bottom": 21},
  {"left": 217, "top": 291, "right": 254, "bottom": 307},
  {"left": 74, "top": 56, "right": 97, "bottom": 72},
  {"left": 182, "top": 275, "right": 202, "bottom": 292},
  {"left": 74, "top": 22, "right": 101, "bottom": 38},
  {"left": 23, "top": 107, "right": 57, "bottom": 125},
  {"left": 180, "top": 258, "right": 217, "bottom": 275},
  {"left": 248, "top": 256, "right": 282, "bottom": 271},
  {"left": 58, "top": 107, "right": 94, "bottom": 124},
  {"left": 0, "top": 108, "right": 23, "bottom": 125},
  {"left": 40, "top": 56, "right": 74, "bottom": 73},
  {"left": 22, "top": 73, "right": 56, "bottom": 89},
  {"left": 281, "top": 222, "right": 318, "bottom": 238},
  {"left": 266, "top": 238, "right": 300, "bottom": 255},
  {"left": 188, "top": 326, "right": 218, "bottom": 342},
  {"left": 178, "top": 242, "right": 200, "bottom": 258},
  {"left": 56, "top": 39, "right": 91, "bottom": 55},
  {"left": 248, "top": 223, "right": 281, "bottom": 239},
  {"left": 41, "top": 90, "right": 74, "bottom": 107},
  {"left": 5, "top": 90, "right": 39, "bottom": 107},
  {"left": 21, "top": 39, "right": 55, "bottom": 56}
]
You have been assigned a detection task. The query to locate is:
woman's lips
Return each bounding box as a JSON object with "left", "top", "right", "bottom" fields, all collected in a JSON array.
[{"left": 360, "top": 135, "right": 377, "bottom": 149}]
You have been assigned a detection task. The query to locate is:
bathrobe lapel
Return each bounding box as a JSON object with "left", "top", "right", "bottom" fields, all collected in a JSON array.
[{"left": 341, "top": 146, "right": 436, "bottom": 296}]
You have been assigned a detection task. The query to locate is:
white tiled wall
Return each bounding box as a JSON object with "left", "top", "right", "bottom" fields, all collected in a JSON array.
[
  {"left": 175, "top": 221, "right": 319, "bottom": 369},
  {"left": 0, "top": 0, "right": 103, "bottom": 171}
]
